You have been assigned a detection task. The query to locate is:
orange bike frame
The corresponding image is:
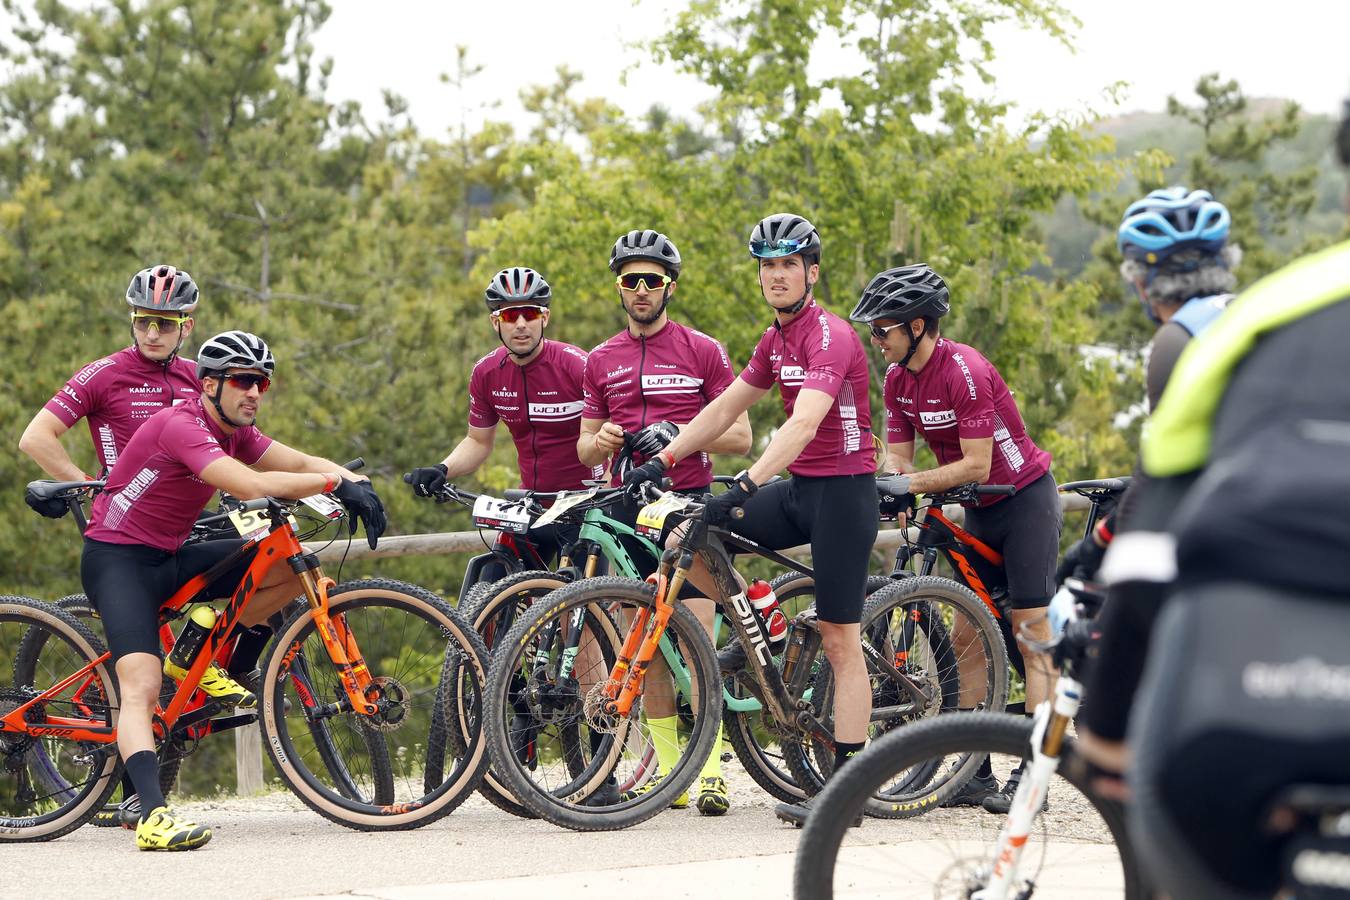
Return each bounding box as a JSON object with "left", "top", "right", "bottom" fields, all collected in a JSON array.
[
  {"left": 1, "top": 512, "right": 378, "bottom": 746},
  {"left": 924, "top": 508, "right": 1006, "bottom": 620}
]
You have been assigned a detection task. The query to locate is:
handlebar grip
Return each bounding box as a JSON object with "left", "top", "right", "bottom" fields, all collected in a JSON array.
[
  {"left": 238, "top": 497, "right": 272, "bottom": 512},
  {"left": 401, "top": 472, "right": 412, "bottom": 484},
  {"left": 503, "top": 489, "right": 531, "bottom": 502},
  {"left": 975, "top": 484, "right": 1017, "bottom": 496}
]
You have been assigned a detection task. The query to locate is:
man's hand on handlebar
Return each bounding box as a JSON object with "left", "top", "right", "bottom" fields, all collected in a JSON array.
[
  {"left": 333, "top": 478, "right": 387, "bottom": 549},
  {"left": 405, "top": 463, "right": 449, "bottom": 498},
  {"left": 877, "top": 473, "right": 916, "bottom": 523},
  {"left": 623, "top": 454, "right": 668, "bottom": 497}
]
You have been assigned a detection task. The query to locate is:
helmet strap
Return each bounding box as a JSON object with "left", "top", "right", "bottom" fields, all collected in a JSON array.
[
  {"left": 496, "top": 318, "right": 546, "bottom": 360},
  {"left": 898, "top": 319, "right": 929, "bottom": 370},
  {"left": 208, "top": 376, "right": 247, "bottom": 429}
]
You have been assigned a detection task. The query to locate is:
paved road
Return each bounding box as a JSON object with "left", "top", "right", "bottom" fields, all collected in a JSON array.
[{"left": 13, "top": 783, "right": 1125, "bottom": 900}]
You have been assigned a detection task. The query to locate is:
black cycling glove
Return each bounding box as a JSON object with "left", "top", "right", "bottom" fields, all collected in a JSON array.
[
  {"left": 333, "top": 478, "right": 388, "bottom": 549},
  {"left": 405, "top": 463, "right": 449, "bottom": 498},
  {"left": 703, "top": 480, "right": 755, "bottom": 528},
  {"left": 622, "top": 456, "right": 668, "bottom": 498},
  {"left": 1055, "top": 537, "right": 1107, "bottom": 586},
  {"left": 876, "top": 474, "right": 915, "bottom": 521},
  {"left": 25, "top": 489, "right": 69, "bottom": 519},
  {"left": 629, "top": 421, "right": 680, "bottom": 458}
]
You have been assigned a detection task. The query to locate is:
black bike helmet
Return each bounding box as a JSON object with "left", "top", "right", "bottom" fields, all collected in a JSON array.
[
  {"left": 608, "top": 230, "right": 682, "bottom": 279},
  {"left": 484, "top": 267, "right": 552, "bottom": 311},
  {"left": 748, "top": 213, "right": 821, "bottom": 262},
  {"left": 196, "top": 330, "right": 275, "bottom": 379},
  {"left": 126, "top": 264, "right": 200, "bottom": 312},
  {"left": 850, "top": 264, "right": 951, "bottom": 324}
]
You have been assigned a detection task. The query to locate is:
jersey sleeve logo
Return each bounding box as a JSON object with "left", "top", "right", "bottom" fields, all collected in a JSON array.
[{"left": 74, "top": 357, "right": 116, "bottom": 385}]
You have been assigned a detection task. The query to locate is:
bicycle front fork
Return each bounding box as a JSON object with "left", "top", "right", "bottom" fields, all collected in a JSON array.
[
  {"left": 972, "top": 674, "right": 1083, "bottom": 900},
  {"left": 294, "top": 560, "right": 378, "bottom": 716}
]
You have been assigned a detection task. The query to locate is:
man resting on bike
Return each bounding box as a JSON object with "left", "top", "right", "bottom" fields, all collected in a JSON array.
[
  {"left": 851, "top": 263, "right": 1061, "bottom": 814},
  {"left": 624, "top": 213, "right": 876, "bottom": 827},
  {"left": 406, "top": 267, "right": 603, "bottom": 587},
  {"left": 79, "top": 330, "right": 385, "bottom": 850}
]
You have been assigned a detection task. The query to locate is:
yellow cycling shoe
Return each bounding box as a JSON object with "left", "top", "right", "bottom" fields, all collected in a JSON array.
[
  {"left": 135, "top": 807, "right": 212, "bottom": 851},
  {"left": 696, "top": 776, "right": 730, "bottom": 816},
  {"left": 163, "top": 660, "right": 257, "bottom": 710},
  {"left": 618, "top": 772, "right": 688, "bottom": 809}
]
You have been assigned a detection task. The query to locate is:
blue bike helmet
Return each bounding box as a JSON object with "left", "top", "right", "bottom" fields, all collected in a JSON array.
[{"left": 1117, "top": 187, "right": 1231, "bottom": 265}]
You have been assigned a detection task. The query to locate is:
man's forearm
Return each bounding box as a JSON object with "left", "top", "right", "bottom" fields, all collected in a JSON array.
[
  {"left": 442, "top": 435, "right": 492, "bottom": 479},
  {"left": 666, "top": 401, "right": 739, "bottom": 464},
  {"left": 746, "top": 418, "right": 816, "bottom": 484},
  {"left": 19, "top": 432, "right": 86, "bottom": 481},
  {"left": 908, "top": 457, "right": 988, "bottom": 493}
]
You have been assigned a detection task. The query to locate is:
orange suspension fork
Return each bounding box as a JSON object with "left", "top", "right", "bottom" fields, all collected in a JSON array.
[
  {"left": 606, "top": 565, "right": 689, "bottom": 717},
  {"left": 299, "top": 570, "right": 377, "bottom": 715}
]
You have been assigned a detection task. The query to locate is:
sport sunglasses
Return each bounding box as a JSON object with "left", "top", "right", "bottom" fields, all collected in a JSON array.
[
  {"left": 750, "top": 238, "right": 806, "bottom": 258},
  {"left": 491, "top": 305, "right": 547, "bottom": 324},
  {"left": 616, "top": 272, "right": 672, "bottom": 291},
  {"left": 224, "top": 373, "right": 271, "bottom": 393},
  {"left": 868, "top": 321, "right": 909, "bottom": 340},
  {"left": 130, "top": 312, "right": 191, "bottom": 333}
]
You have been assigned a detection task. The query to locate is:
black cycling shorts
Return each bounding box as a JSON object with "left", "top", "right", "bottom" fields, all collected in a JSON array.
[
  {"left": 727, "top": 474, "right": 879, "bottom": 625},
  {"left": 81, "top": 537, "right": 255, "bottom": 661},
  {"left": 962, "top": 471, "right": 1062, "bottom": 609}
]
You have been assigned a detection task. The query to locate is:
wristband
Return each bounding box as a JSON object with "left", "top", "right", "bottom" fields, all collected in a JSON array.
[
  {"left": 323, "top": 473, "right": 340, "bottom": 494},
  {"left": 657, "top": 450, "right": 676, "bottom": 470}
]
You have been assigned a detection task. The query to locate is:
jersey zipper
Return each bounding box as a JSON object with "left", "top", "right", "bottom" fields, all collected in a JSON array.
[
  {"left": 638, "top": 334, "right": 649, "bottom": 428},
  {"left": 521, "top": 360, "right": 538, "bottom": 489}
]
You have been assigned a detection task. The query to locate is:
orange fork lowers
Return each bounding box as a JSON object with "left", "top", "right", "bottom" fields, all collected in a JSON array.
[
  {"left": 299, "top": 572, "right": 379, "bottom": 716},
  {"left": 603, "top": 566, "right": 689, "bottom": 718}
]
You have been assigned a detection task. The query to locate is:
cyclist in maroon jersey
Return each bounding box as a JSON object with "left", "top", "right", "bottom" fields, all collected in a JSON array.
[
  {"left": 578, "top": 229, "right": 752, "bottom": 815},
  {"left": 851, "top": 263, "right": 1062, "bottom": 814},
  {"left": 624, "top": 213, "right": 878, "bottom": 827},
  {"left": 80, "top": 330, "right": 385, "bottom": 850},
  {"left": 406, "top": 267, "right": 603, "bottom": 585},
  {"left": 21, "top": 264, "right": 202, "bottom": 481}
]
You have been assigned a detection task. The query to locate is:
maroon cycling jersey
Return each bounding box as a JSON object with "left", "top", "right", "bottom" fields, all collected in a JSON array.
[
  {"left": 741, "top": 299, "right": 875, "bottom": 477},
  {"left": 583, "top": 319, "right": 736, "bottom": 490},
  {"left": 43, "top": 346, "right": 200, "bottom": 475},
  {"left": 468, "top": 340, "right": 604, "bottom": 492},
  {"left": 85, "top": 398, "right": 273, "bottom": 551},
  {"left": 885, "top": 338, "right": 1051, "bottom": 506}
]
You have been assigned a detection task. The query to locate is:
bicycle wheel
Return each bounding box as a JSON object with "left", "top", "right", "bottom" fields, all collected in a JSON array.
[
  {"left": 723, "top": 573, "right": 893, "bottom": 803},
  {"left": 794, "top": 713, "right": 1144, "bottom": 899},
  {"left": 794, "top": 575, "right": 1010, "bottom": 805},
  {"left": 14, "top": 594, "right": 185, "bottom": 804},
  {"left": 429, "top": 570, "right": 576, "bottom": 817},
  {"left": 485, "top": 576, "right": 721, "bottom": 831},
  {"left": 0, "top": 596, "right": 121, "bottom": 841},
  {"left": 258, "top": 578, "right": 490, "bottom": 830}
]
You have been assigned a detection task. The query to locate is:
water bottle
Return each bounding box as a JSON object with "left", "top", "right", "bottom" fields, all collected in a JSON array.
[
  {"left": 746, "top": 579, "right": 788, "bottom": 649},
  {"left": 165, "top": 606, "right": 217, "bottom": 674}
]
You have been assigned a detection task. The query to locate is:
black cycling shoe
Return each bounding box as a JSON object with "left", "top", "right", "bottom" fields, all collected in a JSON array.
[
  {"left": 775, "top": 796, "right": 862, "bottom": 829},
  {"left": 582, "top": 778, "right": 622, "bottom": 807},
  {"left": 90, "top": 803, "right": 123, "bottom": 828},
  {"left": 236, "top": 669, "right": 290, "bottom": 713},
  {"left": 717, "top": 639, "right": 747, "bottom": 674},
  {"left": 940, "top": 770, "right": 1001, "bottom": 809},
  {"left": 981, "top": 769, "right": 1049, "bottom": 815}
]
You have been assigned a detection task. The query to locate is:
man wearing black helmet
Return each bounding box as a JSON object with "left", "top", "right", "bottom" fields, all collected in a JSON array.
[
  {"left": 79, "top": 329, "right": 384, "bottom": 851},
  {"left": 579, "top": 229, "right": 751, "bottom": 815},
  {"left": 852, "top": 263, "right": 1061, "bottom": 814},
  {"left": 407, "top": 267, "right": 602, "bottom": 585},
  {"left": 624, "top": 213, "right": 879, "bottom": 827}
]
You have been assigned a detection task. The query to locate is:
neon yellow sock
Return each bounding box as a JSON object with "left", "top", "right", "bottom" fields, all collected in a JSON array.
[
  {"left": 699, "top": 726, "right": 724, "bottom": 780},
  {"left": 647, "top": 715, "right": 683, "bottom": 776}
]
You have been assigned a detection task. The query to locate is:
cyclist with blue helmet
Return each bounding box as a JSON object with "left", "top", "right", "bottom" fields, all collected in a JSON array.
[{"left": 1057, "top": 187, "right": 1241, "bottom": 586}]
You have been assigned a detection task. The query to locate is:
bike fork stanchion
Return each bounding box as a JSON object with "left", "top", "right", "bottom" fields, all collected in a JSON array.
[{"left": 973, "top": 674, "right": 1083, "bottom": 900}]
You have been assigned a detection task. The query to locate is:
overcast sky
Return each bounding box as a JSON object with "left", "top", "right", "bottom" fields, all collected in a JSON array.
[{"left": 312, "top": 0, "right": 1349, "bottom": 138}]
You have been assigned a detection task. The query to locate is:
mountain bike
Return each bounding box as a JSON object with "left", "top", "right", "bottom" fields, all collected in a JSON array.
[
  {"left": 423, "top": 478, "right": 833, "bottom": 816},
  {"left": 18, "top": 461, "right": 373, "bottom": 820},
  {"left": 479, "top": 477, "right": 1007, "bottom": 831},
  {"left": 0, "top": 487, "right": 490, "bottom": 840},
  {"left": 794, "top": 477, "right": 1143, "bottom": 899}
]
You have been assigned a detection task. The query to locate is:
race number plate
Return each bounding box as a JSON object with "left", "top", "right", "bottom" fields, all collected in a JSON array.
[
  {"left": 227, "top": 507, "right": 298, "bottom": 542},
  {"left": 531, "top": 486, "right": 599, "bottom": 528},
  {"left": 472, "top": 495, "right": 533, "bottom": 534},
  {"left": 299, "top": 492, "right": 345, "bottom": 520},
  {"left": 635, "top": 494, "right": 693, "bottom": 541}
]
